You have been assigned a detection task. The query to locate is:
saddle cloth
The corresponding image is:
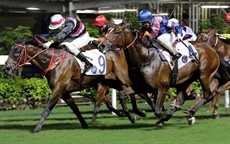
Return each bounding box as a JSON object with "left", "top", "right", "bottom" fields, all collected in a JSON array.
[
  {"left": 158, "top": 41, "right": 199, "bottom": 69},
  {"left": 75, "top": 49, "right": 106, "bottom": 75}
]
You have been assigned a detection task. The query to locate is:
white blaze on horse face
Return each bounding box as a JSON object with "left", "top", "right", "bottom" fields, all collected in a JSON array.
[
  {"left": 104, "top": 28, "right": 114, "bottom": 38},
  {"left": 107, "top": 28, "right": 114, "bottom": 34}
]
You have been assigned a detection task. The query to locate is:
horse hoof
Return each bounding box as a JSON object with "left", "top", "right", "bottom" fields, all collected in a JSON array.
[
  {"left": 82, "top": 124, "right": 88, "bottom": 129},
  {"left": 183, "top": 109, "right": 190, "bottom": 114},
  {"left": 135, "top": 110, "right": 147, "bottom": 117},
  {"left": 117, "top": 111, "right": 126, "bottom": 117},
  {"left": 33, "top": 125, "right": 41, "bottom": 133},
  {"left": 33, "top": 128, "right": 40, "bottom": 133},
  {"left": 155, "top": 120, "right": 164, "bottom": 127},
  {"left": 188, "top": 117, "right": 196, "bottom": 125},
  {"left": 128, "top": 113, "right": 136, "bottom": 123},
  {"left": 212, "top": 113, "right": 219, "bottom": 119}
]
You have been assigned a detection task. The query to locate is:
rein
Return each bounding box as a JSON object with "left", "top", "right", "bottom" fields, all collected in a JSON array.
[
  {"left": 34, "top": 35, "right": 47, "bottom": 46},
  {"left": 14, "top": 44, "right": 70, "bottom": 76},
  {"left": 15, "top": 44, "right": 48, "bottom": 67},
  {"left": 126, "top": 30, "right": 139, "bottom": 49}
]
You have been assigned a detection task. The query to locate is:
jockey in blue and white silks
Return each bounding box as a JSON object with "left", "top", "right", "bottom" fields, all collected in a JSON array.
[{"left": 138, "top": 9, "right": 182, "bottom": 61}]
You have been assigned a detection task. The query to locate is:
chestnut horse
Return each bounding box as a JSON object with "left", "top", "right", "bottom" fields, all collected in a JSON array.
[
  {"left": 3, "top": 36, "right": 139, "bottom": 133},
  {"left": 32, "top": 35, "right": 146, "bottom": 122},
  {"left": 100, "top": 25, "right": 219, "bottom": 126},
  {"left": 197, "top": 29, "right": 230, "bottom": 118}
]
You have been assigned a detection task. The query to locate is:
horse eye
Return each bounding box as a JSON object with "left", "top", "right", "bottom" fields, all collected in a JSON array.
[
  {"left": 13, "top": 52, "right": 20, "bottom": 58},
  {"left": 12, "top": 47, "right": 21, "bottom": 57},
  {"left": 15, "top": 47, "right": 21, "bottom": 52}
]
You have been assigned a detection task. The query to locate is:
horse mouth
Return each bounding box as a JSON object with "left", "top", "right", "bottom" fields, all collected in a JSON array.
[{"left": 3, "top": 68, "right": 17, "bottom": 78}]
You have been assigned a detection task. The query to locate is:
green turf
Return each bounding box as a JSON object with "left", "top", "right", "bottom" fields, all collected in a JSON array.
[{"left": 0, "top": 99, "right": 229, "bottom": 144}]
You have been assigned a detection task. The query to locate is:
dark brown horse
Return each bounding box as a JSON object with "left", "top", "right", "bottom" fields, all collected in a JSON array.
[
  {"left": 197, "top": 29, "right": 230, "bottom": 118},
  {"left": 3, "top": 36, "right": 139, "bottom": 133},
  {"left": 100, "top": 25, "right": 220, "bottom": 126}
]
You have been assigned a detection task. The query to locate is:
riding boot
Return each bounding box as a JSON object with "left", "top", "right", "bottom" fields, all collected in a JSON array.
[{"left": 76, "top": 52, "right": 93, "bottom": 72}]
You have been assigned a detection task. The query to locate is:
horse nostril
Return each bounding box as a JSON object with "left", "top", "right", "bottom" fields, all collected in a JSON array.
[
  {"left": 100, "top": 44, "right": 105, "bottom": 49},
  {"left": 98, "top": 44, "right": 106, "bottom": 51}
]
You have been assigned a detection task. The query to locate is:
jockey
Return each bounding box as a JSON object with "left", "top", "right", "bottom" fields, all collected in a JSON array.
[
  {"left": 92, "top": 15, "right": 115, "bottom": 42},
  {"left": 169, "top": 18, "right": 197, "bottom": 41},
  {"left": 138, "top": 9, "right": 182, "bottom": 61},
  {"left": 43, "top": 14, "right": 93, "bottom": 72}
]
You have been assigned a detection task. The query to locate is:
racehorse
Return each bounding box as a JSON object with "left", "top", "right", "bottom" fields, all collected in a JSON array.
[
  {"left": 197, "top": 29, "right": 230, "bottom": 118},
  {"left": 100, "top": 25, "right": 220, "bottom": 126},
  {"left": 32, "top": 35, "right": 146, "bottom": 122},
  {"left": 3, "top": 36, "right": 142, "bottom": 133}
]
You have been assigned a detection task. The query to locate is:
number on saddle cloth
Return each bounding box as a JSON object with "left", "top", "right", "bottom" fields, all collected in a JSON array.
[
  {"left": 156, "top": 41, "right": 199, "bottom": 70},
  {"left": 75, "top": 49, "right": 107, "bottom": 75}
]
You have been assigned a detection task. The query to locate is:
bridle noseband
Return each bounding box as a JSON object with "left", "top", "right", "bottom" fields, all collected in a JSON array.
[
  {"left": 11, "top": 43, "right": 48, "bottom": 68},
  {"left": 198, "top": 32, "right": 219, "bottom": 47}
]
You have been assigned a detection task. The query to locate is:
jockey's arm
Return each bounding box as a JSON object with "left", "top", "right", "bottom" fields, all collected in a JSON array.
[
  {"left": 52, "top": 22, "right": 75, "bottom": 42},
  {"left": 165, "top": 17, "right": 182, "bottom": 37}
]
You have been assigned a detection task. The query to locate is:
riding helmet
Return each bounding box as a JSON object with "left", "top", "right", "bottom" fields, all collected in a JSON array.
[
  {"left": 138, "top": 9, "right": 152, "bottom": 23},
  {"left": 93, "top": 15, "right": 108, "bottom": 27},
  {"left": 49, "top": 14, "right": 65, "bottom": 30}
]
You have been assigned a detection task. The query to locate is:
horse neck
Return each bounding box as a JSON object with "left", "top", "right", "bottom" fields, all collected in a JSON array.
[
  {"left": 125, "top": 39, "right": 156, "bottom": 67},
  {"left": 213, "top": 37, "right": 230, "bottom": 58},
  {"left": 26, "top": 45, "right": 53, "bottom": 70}
]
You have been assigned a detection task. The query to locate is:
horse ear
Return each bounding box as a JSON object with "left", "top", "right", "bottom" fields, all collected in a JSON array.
[
  {"left": 22, "top": 36, "right": 28, "bottom": 45},
  {"left": 213, "top": 29, "right": 217, "bottom": 33}
]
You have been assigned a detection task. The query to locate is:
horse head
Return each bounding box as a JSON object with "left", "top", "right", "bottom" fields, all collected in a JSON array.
[
  {"left": 197, "top": 29, "right": 218, "bottom": 47},
  {"left": 3, "top": 36, "right": 56, "bottom": 77},
  {"left": 99, "top": 24, "right": 138, "bottom": 52},
  {"left": 3, "top": 37, "right": 28, "bottom": 77}
]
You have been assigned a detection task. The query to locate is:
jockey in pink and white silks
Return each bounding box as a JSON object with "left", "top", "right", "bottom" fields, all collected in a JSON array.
[
  {"left": 43, "top": 14, "right": 93, "bottom": 72},
  {"left": 169, "top": 18, "right": 197, "bottom": 41},
  {"left": 138, "top": 9, "right": 183, "bottom": 61}
]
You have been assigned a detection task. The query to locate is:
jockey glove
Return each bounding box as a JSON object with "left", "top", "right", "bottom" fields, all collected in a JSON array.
[
  {"left": 173, "top": 34, "right": 183, "bottom": 46},
  {"left": 43, "top": 40, "right": 54, "bottom": 48}
]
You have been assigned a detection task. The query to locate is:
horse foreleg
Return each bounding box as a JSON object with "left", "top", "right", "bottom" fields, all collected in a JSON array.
[
  {"left": 62, "top": 93, "right": 88, "bottom": 128},
  {"left": 207, "top": 99, "right": 214, "bottom": 112},
  {"left": 212, "top": 93, "right": 220, "bottom": 119},
  {"left": 188, "top": 78, "right": 218, "bottom": 125},
  {"left": 118, "top": 90, "right": 136, "bottom": 123},
  {"left": 93, "top": 84, "right": 108, "bottom": 122},
  {"left": 139, "top": 93, "right": 156, "bottom": 111},
  {"left": 104, "top": 94, "right": 125, "bottom": 116},
  {"left": 94, "top": 83, "right": 125, "bottom": 121},
  {"left": 156, "top": 90, "right": 185, "bottom": 126},
  {"left": 130, "top": 94, "right": 146, "bottom": 117},
  {"left": 210, "top": 80, "right": 230, "bottom": 119},
  {"left": 33, "top": 94, "right": 59, "bottom": 133},
  {"left": 154, "top": 90, "right": 167, "bottom": 118}
]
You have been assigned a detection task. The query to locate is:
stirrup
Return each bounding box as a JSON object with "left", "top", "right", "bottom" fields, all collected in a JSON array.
[
  {"left": 84, "top": 63, "right": 93, "bottom": 72},
  {"left": 172, "top": 53, "right": 182, "bottom": 61}
]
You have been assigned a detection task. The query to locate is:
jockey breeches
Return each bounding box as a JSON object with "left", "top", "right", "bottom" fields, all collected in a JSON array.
[{"left": 60, "top": 32, "right": 90, "bottom": 55}]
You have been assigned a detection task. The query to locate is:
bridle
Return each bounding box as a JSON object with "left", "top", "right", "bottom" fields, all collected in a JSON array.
[
  {"left": 198, "top": 32, "right": 219, "bottom": 47},
  {"left": 10, "top": 43, "right": 48, "bottom": 68},
  {"left": 101, "top": 26, "right": 138, "bottom": 52}
]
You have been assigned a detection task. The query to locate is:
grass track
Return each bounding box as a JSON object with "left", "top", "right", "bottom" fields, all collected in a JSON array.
[{"left": 0, "top": 99, "right": 229, "bottom": 144}]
